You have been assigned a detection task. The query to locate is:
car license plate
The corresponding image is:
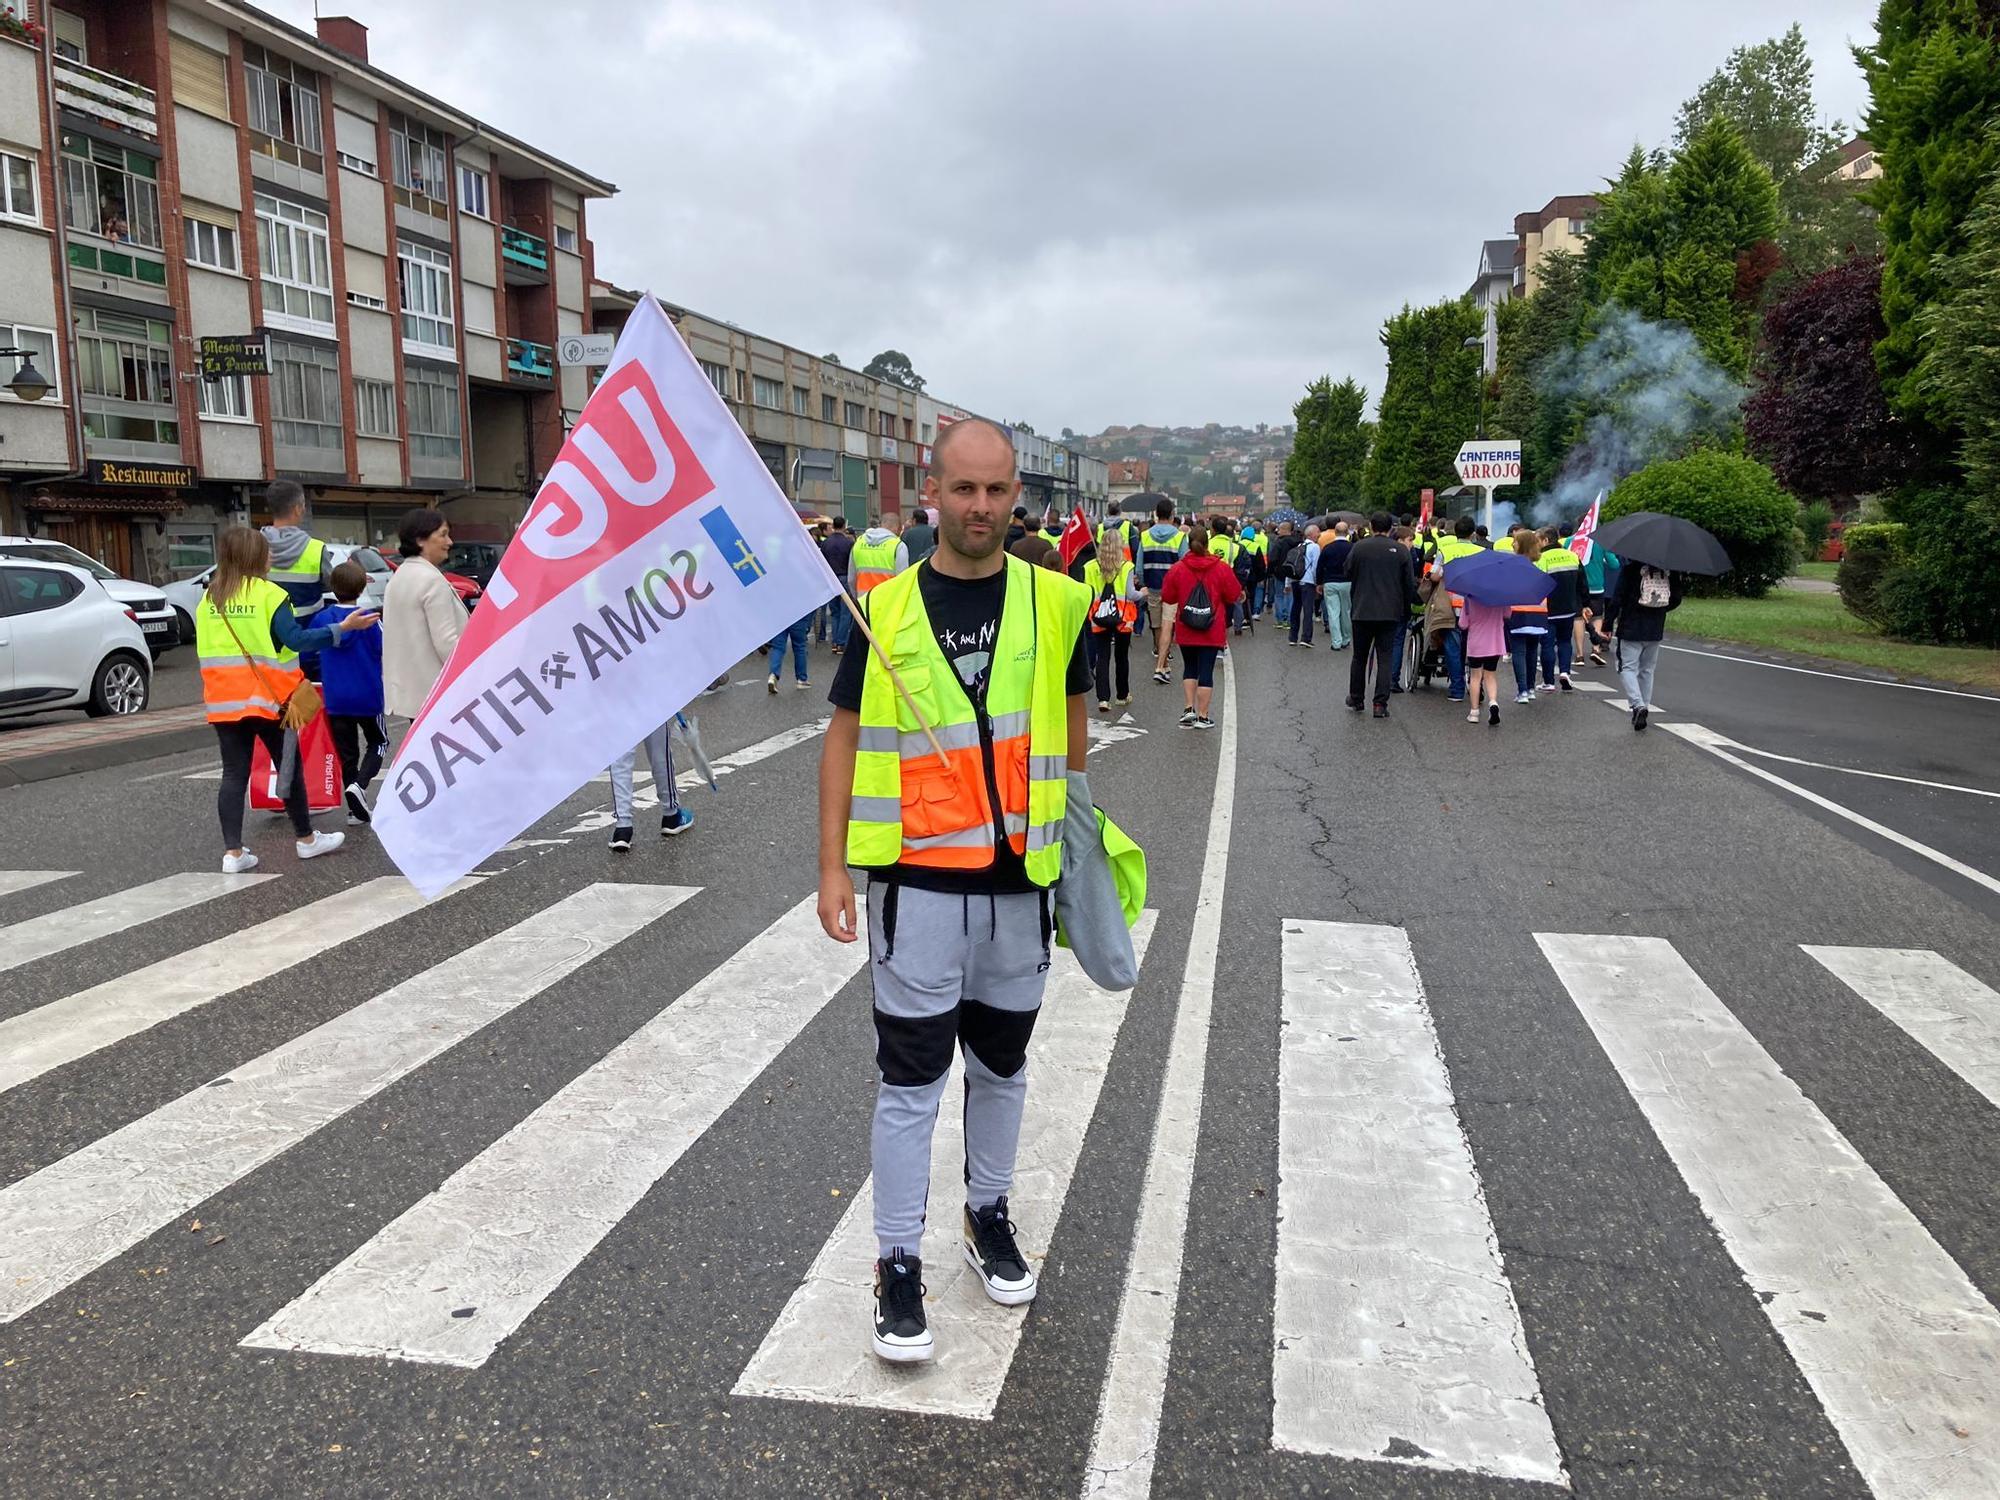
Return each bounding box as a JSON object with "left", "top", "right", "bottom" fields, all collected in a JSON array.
[{"left": 142, "top": 620, "right": 172, "bottom": 635}]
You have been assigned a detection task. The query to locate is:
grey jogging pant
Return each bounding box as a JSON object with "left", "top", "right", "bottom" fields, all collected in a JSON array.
[
  {"left": 609, "top": 723, "right": 679, "bottom": 823},
  {"left": 1616, "top": 639, "right": 1661, "bottom": 711},
  {"left": 867, "top": 880, "right": 1053, "bottom": 1259}
]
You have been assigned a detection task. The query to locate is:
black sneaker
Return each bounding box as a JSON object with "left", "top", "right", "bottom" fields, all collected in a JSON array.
[
  {"left": 963, "top": 1198, "right": 1037, "bottom": 1306},
  {"left": 343, "top": 785, "right": 372, "bottom": 825},
  {"left": 872, "top": 1251, "right": 932, "bottom": 1362},
  {"left": 1633, "top": 705, "right": 1650, "bottom": 732},
  {"left": 608, "top": 825, "right": 634, "bottom": 851}
]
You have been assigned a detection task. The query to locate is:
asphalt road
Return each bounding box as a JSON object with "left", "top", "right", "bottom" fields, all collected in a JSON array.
[{"left": 1, "top": 622, "right": 1996, "bottom": 1499}]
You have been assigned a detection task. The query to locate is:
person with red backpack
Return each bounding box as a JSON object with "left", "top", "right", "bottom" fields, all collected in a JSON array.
[{"left": 1157, "top": 524, "right": 1243, "bottom": 729}]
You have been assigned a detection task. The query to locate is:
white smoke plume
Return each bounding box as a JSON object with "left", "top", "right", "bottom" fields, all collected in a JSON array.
[{"left": 1526, "top": 306, "right": 1744, "bottom": 531}]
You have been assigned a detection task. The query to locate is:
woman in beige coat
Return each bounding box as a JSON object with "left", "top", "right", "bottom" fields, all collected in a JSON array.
[{"left": 381, "top": 507, "right": 468, "bottom": 719}]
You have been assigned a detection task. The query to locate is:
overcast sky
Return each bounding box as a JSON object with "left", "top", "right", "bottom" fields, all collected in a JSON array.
[{"left": 266, "top": 1, "right": 1877, "bottom": 434}]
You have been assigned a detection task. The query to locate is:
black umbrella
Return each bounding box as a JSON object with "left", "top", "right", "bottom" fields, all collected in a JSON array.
[{"left": 1591, "top": 511, "right": 1732, "bottom": 576}]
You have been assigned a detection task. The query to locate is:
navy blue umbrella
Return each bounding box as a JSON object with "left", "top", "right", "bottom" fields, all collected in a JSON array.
[{"left": 1442, "top": 550, "right": 1556, "bottom": 607}]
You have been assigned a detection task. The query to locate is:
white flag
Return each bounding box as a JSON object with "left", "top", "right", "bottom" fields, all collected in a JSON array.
[{"left": 373, "top": 295, "right": 839, "bottom": 897}]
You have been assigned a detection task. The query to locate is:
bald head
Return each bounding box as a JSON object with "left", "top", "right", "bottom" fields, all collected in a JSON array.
[{"left": 930, "top": 418, "right": 1017, "bottom": 483}]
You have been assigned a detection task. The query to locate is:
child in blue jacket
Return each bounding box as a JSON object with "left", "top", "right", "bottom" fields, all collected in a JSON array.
[{"left": 310, "top": 560, "right": 386, "bottom": 824}]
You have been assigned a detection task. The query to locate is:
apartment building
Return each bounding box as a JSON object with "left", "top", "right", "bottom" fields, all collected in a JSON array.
[
  {"left": 1828, "top": 135, "right": 1881, "bottom": 184},
  {"left": 1512, "top": 194, "right": 1599, "bottom": 296},
  {"left": 0, "top": 1, "right": 611, "bottom": 583},
  {"left": 1105, "top": 458, "right": 1150, "bottom": 513}
]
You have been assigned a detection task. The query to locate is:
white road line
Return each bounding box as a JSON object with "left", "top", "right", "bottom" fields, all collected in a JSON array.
[
  {"left": 1568, "top": 680, "right": 1616, "bottom": 693},
  {"left": 0, "top": 882, "right": 690, "bottom": 1325},
  {"left": 0, "top": 871, "right": 77, "bottom": 899},
  {"left": 244, "top": 894, "right": 860, "bottom": 1368},
  {"left": 1600, "top": 698, "right": 1664, "bottom": 716},
  {"left": 0, "top": 877, "right": 465, "bottom": 1098},
  {"left": 1537, "top": 933, "right": 2000, "bottom": 1499},
  {"left": 735, "top": 912, "right": 1158, "bottom": 1418},
  {"left": 1666, "top": 723, "right": 2000, "bottom": 901},
  {"left": 562, "top": 718, "right": 829, "bottom": 833},
  {"left": 1662, "top": 643, "right": 2000, "bottom": 703},
  {"left": 1683, "top": 730, "right": 2000, "bottom": 801},
  {"left": 1802, "top": 947, "right": 2000, "bottom": 1111},
  {"left": 0, "top": 871, "right": 275, "bottom": 976},
  {"left": 1274, "top": 921, "right": 1564, "bottom": 1485},
  {"left": 1083, "top": 683, "right": 1236, "bottom": 1499},
  {"left": 1087, "top": 713, "right": 1149, "bottom": 755}
]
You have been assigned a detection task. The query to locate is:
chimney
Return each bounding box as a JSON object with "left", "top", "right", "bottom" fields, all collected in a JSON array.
[{"left": 316, "top": 16, "right": 369, "bottom": 63}]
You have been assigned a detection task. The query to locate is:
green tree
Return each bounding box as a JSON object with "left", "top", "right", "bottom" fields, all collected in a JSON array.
[
  {"left": 1675, "top": 23, "right": 1880, "bottom": 286},
  {"left": 1493, "top": 248, "right": 1593, "bottom": 492},
  {"left": 1664, "top": 114, "right": 1782, "bottom": 374},
  {"left": 1603, "top": 450, "right": 1799, "bottom": 595},
  {"left": 1856, "top": 0, "right": 2000, "bottom": 428},
  {"left": 1285, "top": 376, "right": 1370, "bottom": 509},
  {"left": 1586, "top": 146, "right": 1673, "bottom": 317},
  {"left": 1363, "top": 299, "right": 1482, "bottom": 508},
  {"left": 862, "top": 348, "right": 925, "bottom": 391},
  {"left": 1917, "top": 135, "right": 2000, "bottom": 492}
]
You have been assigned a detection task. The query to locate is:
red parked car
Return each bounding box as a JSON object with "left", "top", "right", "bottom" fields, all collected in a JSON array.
[{"left": 367, "top": 546, "right": 483, "bottom": 609}]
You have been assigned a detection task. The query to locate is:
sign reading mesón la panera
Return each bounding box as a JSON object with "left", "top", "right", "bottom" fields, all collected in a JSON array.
[
  {"left": 86, "top": 458, "right": 196, "bottom": 489},
  {"left": 199, "top": 334, "right": 269, "bottom": 378}
]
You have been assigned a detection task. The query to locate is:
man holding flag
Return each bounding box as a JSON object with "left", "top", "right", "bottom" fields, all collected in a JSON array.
[
  {"left": 1568, "top": 493, "right": 1615, "bottom": 666},
  {"left": 816, "top": 417, "right": 1096, "bottom": 1364}
]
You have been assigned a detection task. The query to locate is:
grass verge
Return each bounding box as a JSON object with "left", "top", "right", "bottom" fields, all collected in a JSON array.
[
  {"left": 1672, "top": 587, "right": 2000, "bottom": 691},
  {"left": 1793, "top": 561, "right": 1838, "bottom": 582}
]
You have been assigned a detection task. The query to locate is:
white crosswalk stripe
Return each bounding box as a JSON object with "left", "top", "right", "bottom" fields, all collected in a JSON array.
[
  {"left": 1273, "top": 920, "right": 1563, "bottom": 1484},
  {"left": 0, "top": 871, "right": 274, "bottom": 976},
  {"left": 735, "top": 912, "right": 1157, "bottom": 1418},
  {"left": 1803, "top": 946, "right": 2000, "bottom": 1112},
  {"left": 0, "top": 870, "right": 78, "bottom": 899},
  {"left": 0, "top": 882, "right": 692, "bottom": 1325},
  {"left": 563, "top": 719, "right": 828, "bottom": 833},
  {"left": 243, "top": 894, "right": 861, "bottom": 1368},
  {"left": 0, "top": 877, "right": 463, "bottom": 1098},
  {"left": 1538, "top": 933, "right": 2000, "bottom": 1500}
]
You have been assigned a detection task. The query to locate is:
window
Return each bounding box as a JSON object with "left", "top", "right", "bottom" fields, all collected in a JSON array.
[
  {"left": 51, "top": 8, "right": 87, "bottom": 63},
  {"left": 332, "top": 105, "right": 377, "bottom": 177},
  {"left": 256, "top": 193, "right": 334, "bottom": 332},
  {"left": 346, "top": 289, "right": 387, "bottom": 312},
  {"left": 60, "top": 133, "right": 162, "bottom": 248},
  {"left": 553, "top": 223, "right": 578, "bottom": 254},
  {"left": 0, "top": 322, "right": 58, "bottom": 402},
  {"left": 404, "top": 363, "right": 462, "bottom": 466},
  {"left": 243, "top": 44, "right": 324, "bottom": 174},
  {"left": 353, "top": 377, "right": 397, "bottom": 437},
  {"left": 921, "top": 423, "right": 932, "bottom": 443},
  {"left": 1569, "top": 218, "right": 1592, "bottom": 237},
  {"left": 389, "top": 113, "right": 449, "bottom": 218},
  {"left": 457, "top": 164, "right": 489, "bottom": 219},
  {"left": 195, "top": 371, "right": 252, "bottom": 421},
  {"left": 166, "top": 528, "right": 216, "bottom": 578},
  {"left": 821, "top": 394, "right": 837, "bottom": 423},
  {"left": 791, "top": 385, "right": 808, "bottom": 415},
  {"left": 752, "top": 375, "right": 783, "bottom": 409},
  {"left": 461, "top": 281, "right": 495, "bottom": 335},
  {"left": 397, "top": 243, "right": 455, "bottom": 356},
  {"left": 877, "top": 410, "right": 894, "bottom": 437},
  {"left": 1, "top": 149, "right": 37, "bottom": 224},
  {"left": 75, "top": 307, "right": 178, "bottom": 448},
  {"left": 1, "top": 567, "right": 83, "bottom": 615},
  {"left": 169, "top": 35, "right": 230, "bottom": 121},
  {"left": 843, "top": 400, "right": 864, "bottom": 428},
  {"left": 903, "top": 465, "right": 915, "bottom": 490},
  {"left": 903, "top": 417, "right": 913, "bottom": 441},
  {"left": 699, "top": 360, "right": 728, "bottom": 396},
  {"left": 182, "top": 210, "right": 239, "bottom": 272},
  {"left": 735, "top": 369, "right": 748, "bottom": 403},
  {"left": 268, "top": 337, "right": 342, "bottom": 456}
]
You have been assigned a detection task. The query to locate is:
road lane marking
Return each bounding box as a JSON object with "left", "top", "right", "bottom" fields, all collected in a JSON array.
[
  {"left": 1537, "top": 933, "right": 2000, "bottom": 1500},
  {"left": 0, "top": 872, "right": 275, "bottom": 976},
  {"left": 1273, "top": 921, "right": 1564, "bottom": 1485},
  {"left": 562, "top": 718, "right": 829, "bottom": 832},
  {"left": 1083, "top": 682, "right": 1235, "bottom": 1498},
  {"left": 1666, "top": 723, "right": 2000, "bottom": 900},
  {"left": 1677, "top": 729, "right": 2000, "bottom": 800},
  {"left": 735, "top": 912, "right": 1156, "bottom": 1417},
  {"left": 0, "top": 878, "right": 467, "bottom": 1097},
  {"left": 1087, "top": 713, "right": 1149, "bottom": 754},
  {"left": 1568, "top": 680, "right": 1616, "bottom": 693},
  {"left": 0, "top": 871, "right": 77, "bottom": 900},
  {"left": 1661, "top": 643, "right": 2000, "bottom": 703},
  {"left": 0, "top": 882, "right": 691, "bottom": 1325},
  {"left": 1802, "top": 947, "right": 2000, "bottom": 1111},
  {"left": 244, "top": 894, "right": 859, "bottom": 1368}
]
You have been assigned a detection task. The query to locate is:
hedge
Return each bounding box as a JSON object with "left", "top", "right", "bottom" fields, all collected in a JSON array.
[
  {"left": 1603, "top": 451, "right": 1799, "bottom": 596},
  {"left": 1835, "top": 522, "right": 1906, "bottom": 624}
]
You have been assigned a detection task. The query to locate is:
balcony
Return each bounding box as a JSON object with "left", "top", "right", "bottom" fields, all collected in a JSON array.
[
  {"left": 56, "top": 58, "right": 157, "bottom": 141},
  {"left": 505, "top": 337, "right": 554, "bottom": 386},
  {"left": 501, "top": 224, "right": 549, "bottom": 286}
]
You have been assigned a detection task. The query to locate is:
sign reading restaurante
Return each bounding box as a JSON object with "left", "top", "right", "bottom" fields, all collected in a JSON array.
[{"left": 85, "top": 459, "right": 196, "bottom": 489}]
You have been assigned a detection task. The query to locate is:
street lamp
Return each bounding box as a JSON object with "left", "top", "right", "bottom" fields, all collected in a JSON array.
[
  {"left": 1461, "top": 334, "right": 1486, "bottom": 439},
  {"left": 0, "top": 347, "right": 52, "bottom": 402}
]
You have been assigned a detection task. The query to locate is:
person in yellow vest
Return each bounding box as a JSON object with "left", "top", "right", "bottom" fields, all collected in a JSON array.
[
  {"left": 259, "top": 480, "right": 334, "bottom": 680},
  {"left": 1082, "top": 533, "right": 1142, "bottom": 710},
  {"left": 1096, "top": 502, "right": 1138, "bottom": 559},
  {"left": 847, "top": 523, "right": 908, "bottom": 596},
  {"left": 1535, "top": 524, "right": 1587, "bottom": 691},
  {"left": 196, "top": 525, "right": 375, "bottom": 873},
  {"left": 817, "top": 417, "right": 1096, "bottom": 1365}
]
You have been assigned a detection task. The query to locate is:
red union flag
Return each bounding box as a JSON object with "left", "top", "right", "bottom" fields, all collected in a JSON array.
[
  {"left": 372, "top": 295, "right": 840, "bottom": 897},
  {"left": 1058, "top": 504, "right": 1093, "bottom": 569},
  {"left": 1571, "top": 491, "right": 1603, "bottom": 565}
]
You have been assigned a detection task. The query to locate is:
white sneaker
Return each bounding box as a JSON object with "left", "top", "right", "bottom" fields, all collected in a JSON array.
[
  {"left": 1515, "top": 692, "right": 1535, "bottom": 705},
  {"left": 766, "top": 673, "right": 779, "bottom": 695},
  {"left": 221, "top": 851, "right": 259, "bottom": 875},
  {"left": 794, "top": 679, "right": 811, "bottom": 691},
  {"left": 296, "top": 830, "right": 345, "bottom": 860}
]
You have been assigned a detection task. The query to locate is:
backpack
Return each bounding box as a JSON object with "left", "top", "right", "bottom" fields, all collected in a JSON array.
[
  {"left": 1284, "top": 543, "right": 1310, "bottom": 581},
  {"left": 1637, "top": 565, "right": 1672, "bottom": 608},
  {"left": 1091, "top": 578, "right": 1123, "bottom": 632},
  {"left": 1179, "top": 575, "right": 1216, "bottom": 631}
]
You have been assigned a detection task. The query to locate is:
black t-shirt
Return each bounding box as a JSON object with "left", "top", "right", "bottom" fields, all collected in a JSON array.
[{"left": 830, "top": 561, "right": 1092, "bottom": 893}]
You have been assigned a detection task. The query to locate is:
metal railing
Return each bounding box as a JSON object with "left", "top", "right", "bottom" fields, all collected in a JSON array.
[
  {"left": 55, "top": 57, "right": 158, "bottom": 140},
  {"left": 500, "top": 224, "right": 549, "bottom": 274},
  {"left": 506, "top": 338, "right": 554, "bottom": 382}
]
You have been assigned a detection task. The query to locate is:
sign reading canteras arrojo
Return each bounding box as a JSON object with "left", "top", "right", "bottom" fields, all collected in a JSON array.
[
  {"left": 370, "top": 294, "right": 841, "bottom": 898},
  {"left": 1454, "top": 440, "right": 1522, "bottom": 487}
]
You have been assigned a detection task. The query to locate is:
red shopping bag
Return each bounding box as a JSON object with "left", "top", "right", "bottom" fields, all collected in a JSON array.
[{"left": 249, "top": 709, "right": 345, "bottom": 811}]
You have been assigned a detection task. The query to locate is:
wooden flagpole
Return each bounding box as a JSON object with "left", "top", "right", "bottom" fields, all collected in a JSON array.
[{"left": 834, "top": 576, "right": 953, "bottom": 774}]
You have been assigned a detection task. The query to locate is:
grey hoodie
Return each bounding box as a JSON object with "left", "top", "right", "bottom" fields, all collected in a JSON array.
[{"left": 261, "top": 523, "right": 332, "bottom": 612}]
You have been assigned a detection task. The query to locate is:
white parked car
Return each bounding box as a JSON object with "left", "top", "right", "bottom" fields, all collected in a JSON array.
[
  {"left": 0, "top": 536, "right": 178, "bottom": 658},
  {"left": 162, "top": 542, "right": 391, "bottom": 644},
  {"left": 0, "top": 558, "right": 152, "bottom": 719}
]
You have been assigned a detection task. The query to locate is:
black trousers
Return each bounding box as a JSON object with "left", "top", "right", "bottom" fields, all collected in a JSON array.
[
  {"left": 1348, "top": 619, "right": 1399, "bottom": 707},
  {"left": 1091, "top": 630, "right": 1131, "bottom": 702},
  {"left": 328, "top": 712, "right": 388, "bottom": 794},
  {"left": 215, "top": 718, "right": 309, "bottom": 847}
]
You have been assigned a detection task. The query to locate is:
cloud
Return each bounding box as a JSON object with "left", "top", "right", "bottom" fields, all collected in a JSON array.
[{"left": 259, "top": 0, "right": 1878, "bottom": 431}]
